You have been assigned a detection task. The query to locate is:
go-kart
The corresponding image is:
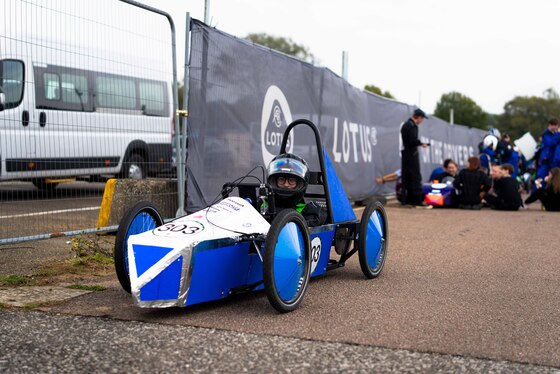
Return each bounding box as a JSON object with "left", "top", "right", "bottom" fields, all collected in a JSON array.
[{"left": 113, "top": 119, "right": 388, "bottom": 313}]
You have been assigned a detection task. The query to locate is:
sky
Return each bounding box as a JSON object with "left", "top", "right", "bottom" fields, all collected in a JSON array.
[{"left": 139, "top": 0, "right": 560, "bottom": 116}]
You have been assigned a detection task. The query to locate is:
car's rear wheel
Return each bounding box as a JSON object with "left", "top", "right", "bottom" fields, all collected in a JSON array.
[{"left": 357, "top": 201, "right": 388, "bottom": 279}]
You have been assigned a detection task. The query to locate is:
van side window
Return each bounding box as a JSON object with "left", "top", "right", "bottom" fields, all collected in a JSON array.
[
  {"left": 61, "top": 73, "right": 88, "bottom": 106},
  {"left": 0, "top": 59, "right": 25, "bottom": 109},
  {"left": 35, "top": 65, "right": 92, "bottom": 112},
  {"left": 33, "top": 64, "right": 168, "bottom": 116},
  {"left": 97, "top": 76, "right": 136, "bottom": 110},
  {"left": 44, "top": 73, "right": 60, "bottom": 100},
  {"left": 139, "top": 81, "right": 165, "bottom": 115}
]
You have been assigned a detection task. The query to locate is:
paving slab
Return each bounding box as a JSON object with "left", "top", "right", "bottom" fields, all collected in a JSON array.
[{"left": 0, "top": 286, "right": 91, "bottom": 307}]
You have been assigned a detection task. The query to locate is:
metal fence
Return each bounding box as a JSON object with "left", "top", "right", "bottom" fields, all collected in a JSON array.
[{"left": 0, "top": 0, "right": 180, "bottom": 244}]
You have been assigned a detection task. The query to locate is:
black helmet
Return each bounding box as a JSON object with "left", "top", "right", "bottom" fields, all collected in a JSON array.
[{"left": 267, "top": 153, "right": 309, "bottom": 207}]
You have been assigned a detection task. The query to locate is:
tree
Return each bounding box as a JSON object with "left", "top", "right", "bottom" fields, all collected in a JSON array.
[
  {"left": 434, "top": 92, "right": 488, "bottom": 129},
  {"left": 498, "top": 88, "right": 560, "bottom": 139},
  {"left": 245, "top": 33, "right": 314, "bottom": 63},
  {"left": 364, "top": 84, "right": 395, "bottom": 99}
]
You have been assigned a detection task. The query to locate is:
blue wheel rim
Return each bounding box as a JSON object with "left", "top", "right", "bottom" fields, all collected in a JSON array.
[
  {"left": 124, "top": 211, "right": 158, "bottom": 272},
  {"left": 273, "top": 222, "right": 307, "bottom": 303},
  {"left": 365, "top": 209, "right": 385, "bottom": 270}
]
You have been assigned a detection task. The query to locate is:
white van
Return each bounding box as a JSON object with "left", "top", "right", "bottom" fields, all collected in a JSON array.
[{"left": 0, "top": 44, "right": 174, "bottom": 189}]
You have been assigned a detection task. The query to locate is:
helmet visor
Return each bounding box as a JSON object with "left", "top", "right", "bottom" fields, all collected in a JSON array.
[{"left": 267, "top": 157, "right": 308, "bottom": 180}]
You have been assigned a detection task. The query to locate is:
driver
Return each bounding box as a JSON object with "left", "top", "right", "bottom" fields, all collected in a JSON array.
[{"left": 267, "top": 153, "right": 327, "bottom": 227}]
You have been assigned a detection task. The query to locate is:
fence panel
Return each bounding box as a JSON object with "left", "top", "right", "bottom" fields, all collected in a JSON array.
[{"left": 0, "top": 0, "right": 178, "bottom": 243}]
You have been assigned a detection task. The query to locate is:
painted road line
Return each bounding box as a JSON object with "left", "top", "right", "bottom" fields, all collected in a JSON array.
[{"left": 0, "top": 206, "right": 100, "bottom": 220}]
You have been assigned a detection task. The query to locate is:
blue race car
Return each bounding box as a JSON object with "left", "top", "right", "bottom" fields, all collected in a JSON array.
[{"left": 114, "top": 119, "right": 388, "bottom": 313}]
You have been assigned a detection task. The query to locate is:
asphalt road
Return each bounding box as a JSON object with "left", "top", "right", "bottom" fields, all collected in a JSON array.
[
  {"left": 1, "top": 309, "right": 557, "bottom": 373},
  {"left": 0, "top": 181, "right": 106, "bottom": 240},
  {"left": 2, "top": 202, "right": 560, "bottom": 372}
]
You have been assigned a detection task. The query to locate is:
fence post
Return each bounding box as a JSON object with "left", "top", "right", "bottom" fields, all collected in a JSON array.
[{"left": 118, "top": 0, "right": 183, "bottom": 216}]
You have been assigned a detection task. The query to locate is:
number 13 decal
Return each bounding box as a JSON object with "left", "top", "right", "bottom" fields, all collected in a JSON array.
[{"left": 310, "top": 237, "right": 322, "bottom": 273}]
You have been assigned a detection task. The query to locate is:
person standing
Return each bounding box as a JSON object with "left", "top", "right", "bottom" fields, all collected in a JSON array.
[
  {"left": 536, "top": 117, "right": 558, "bottom": 179},
  {"left": 400, "top": 108, "right": 431, "bottom": 208},
  {"left": 498, "top": 133, "right": 520, "bottom": 178}
]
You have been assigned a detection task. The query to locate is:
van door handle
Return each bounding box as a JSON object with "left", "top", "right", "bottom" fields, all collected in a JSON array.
[
  {"left": 22, "top": 110, "right": 29, "bottom": 127},
  {"left": 39, "top": 112, "right": 46, "bottom": 127}
]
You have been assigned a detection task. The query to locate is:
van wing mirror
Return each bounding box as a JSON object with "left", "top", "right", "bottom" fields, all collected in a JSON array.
[{"left": 0, "top": 91, "right": 5, "bottom": 111}]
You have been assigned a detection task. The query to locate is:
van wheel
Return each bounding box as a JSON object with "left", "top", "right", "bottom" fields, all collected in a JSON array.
[
  {"left": 32, "top": 179, "right": 58, "bottom": 191},
  {"left": 122, "top": 154, "right": 145, "bottom": 179}
]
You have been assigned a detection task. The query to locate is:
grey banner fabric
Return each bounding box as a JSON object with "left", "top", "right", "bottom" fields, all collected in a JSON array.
[{"left": 187, "top": 20, "right": 486, "bottom": 210}]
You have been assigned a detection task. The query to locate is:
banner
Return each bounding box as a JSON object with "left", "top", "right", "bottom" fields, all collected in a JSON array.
[{"left": 186, "top": 20, "right": 486, "bottom": 211}]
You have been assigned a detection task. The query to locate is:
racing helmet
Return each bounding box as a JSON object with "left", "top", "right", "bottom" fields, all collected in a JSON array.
[
  {"left": 487, "top": 127, "right": 501, "bottom": 139},
  {"left": 267, "top": 153, "right": 309, "bottom": 207},
  {"left": 483, "top": 134, "right": 498, "bottom": 151}
]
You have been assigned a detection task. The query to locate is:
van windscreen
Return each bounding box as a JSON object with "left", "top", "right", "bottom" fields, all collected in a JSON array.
[{"left": 0, "top": 60, "right": 25, "bottom": 109}]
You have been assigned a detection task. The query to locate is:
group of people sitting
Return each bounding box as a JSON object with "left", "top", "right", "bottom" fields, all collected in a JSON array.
[{"left": 425, "top": 156, "right": 560, "bottom": 212}]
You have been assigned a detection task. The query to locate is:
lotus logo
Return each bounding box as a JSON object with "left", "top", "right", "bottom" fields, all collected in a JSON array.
[{"left": 261, "top": 85, "right": 293, "bottom": 165}]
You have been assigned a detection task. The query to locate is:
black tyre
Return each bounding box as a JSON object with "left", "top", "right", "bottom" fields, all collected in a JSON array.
[
  {"left": 357, "top": 201, "right": 388, "bottom": 279},
  {"left": 263, "top": 209, "right": 311, "bottom": 313},
  {"left": 122, "top": 153, "right": 145, "bottom": 179},
  {"left": 114, "top": 201, "right": 163, "bottom": 293}
]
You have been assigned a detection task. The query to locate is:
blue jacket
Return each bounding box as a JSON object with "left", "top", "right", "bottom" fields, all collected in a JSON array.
[
  {"left": 502, "top": 149, "right": 520, "bottom": 178},
  {"left": 540, "top": 129, "right": 557, "bottom": 164},
  {"left": 480, "top": 147, "right": 497, "bottom": 169},
  {"left": 552, "top": 132, "right": 560, "bottom": 168}
]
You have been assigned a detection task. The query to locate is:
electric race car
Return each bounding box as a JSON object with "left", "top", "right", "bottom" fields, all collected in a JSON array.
[{"left": 113, "top": 119, "right": 389, "bottom": 313}]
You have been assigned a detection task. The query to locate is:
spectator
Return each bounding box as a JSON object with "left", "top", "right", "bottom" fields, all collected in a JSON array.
[
  {"left": 553, "top": 126, "right": 560, "bottom": 169},
  {"left": 434, "top": 159, "right": 458, "bottom": 183},
  {"left": 376, "top": 169, "right": 403, "bottom": 204},
  {"left": 479, "top": 134, "right": 499, "bottom": 171},
  {"left": 453, "top": 156, "right": 491, "bottom": 210},
  {"left": 429, "top": 158, "right": 451, "bottom": 182},
  {"left": 536, "top": 117, "right": 558, "bottom": 179},
  {"left": 524, "top": 167, "right": 560, "bottom": 211},
  {"left": 376, "top": 169, "right": 400, "bottom": 184},
  {"left": 498, "top": 133, "right": 520, "bottom": 178},
  {"left": 482, "top": 163, "right": 522, "bottom": 211}
]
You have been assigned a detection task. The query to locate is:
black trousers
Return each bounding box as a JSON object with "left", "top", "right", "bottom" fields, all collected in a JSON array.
[
  {"left": 401, "top": 149, "right": 423, "bottom": 205},
  {"left": 483, "top": 193, "right": 520, "bottom": 211}
]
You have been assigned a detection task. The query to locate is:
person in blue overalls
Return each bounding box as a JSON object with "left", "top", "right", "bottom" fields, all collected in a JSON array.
[
  {"left": 552, "top": 125, "right": 560, "bottom": 169},
  {"left": 498, "top": 133, "right": 520, "bottom": 178},
  {"left": 536, "top": 117, "right": 558, "bottom": 179},
  {"left": 479, "top": 134, "right": 499, "bottom": 171}
]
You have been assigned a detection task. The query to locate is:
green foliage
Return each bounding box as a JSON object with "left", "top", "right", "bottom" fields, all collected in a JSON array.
[
  {"left": 69, "top": 235, "right": 113, "bottom": 268},
  {"left": 497, "top": 88, "right": 560, "bottom": 139},
  {"left": 0, "top": 274, "right": 34, "bottom": 286},
  {"left": 246, "top": 33, "right": 314, "bottom": 62},
  {"left": 434, "top": 92, "right": 488, "bottom": 129},
  {"left": 364, "top": 84, "right": 395, "bottom": 99},
  {"left": 69, "top": 235, "right": 112, "bottom": 258}
]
